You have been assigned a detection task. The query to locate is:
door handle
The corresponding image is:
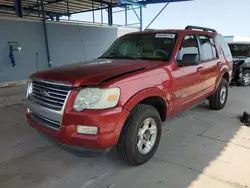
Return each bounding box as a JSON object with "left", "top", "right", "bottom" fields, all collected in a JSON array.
[
  {"left": 217, "top": 61, "right": 223, "bottom": 66},
  {"left": 197, "top": 67, "right": 204, "bottom": 72}
]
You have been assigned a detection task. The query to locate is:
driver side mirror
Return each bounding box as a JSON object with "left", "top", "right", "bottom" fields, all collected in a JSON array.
[{"left": 177, "top": 54, "right": 199, "bottom": 67}]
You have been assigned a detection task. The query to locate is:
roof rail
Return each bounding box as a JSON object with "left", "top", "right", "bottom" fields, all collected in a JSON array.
[{"left": 185, "top": 25, "right": 217, "bottom": 33}]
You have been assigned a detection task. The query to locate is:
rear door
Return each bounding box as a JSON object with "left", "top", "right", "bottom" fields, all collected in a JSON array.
[{"left": 197, "top": 34, "right": 221, "bottom": 94}]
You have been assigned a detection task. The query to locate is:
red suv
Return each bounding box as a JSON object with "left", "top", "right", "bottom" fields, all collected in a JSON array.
[{"left": 26, "top": 26, "right": 232, "bottom": 165}]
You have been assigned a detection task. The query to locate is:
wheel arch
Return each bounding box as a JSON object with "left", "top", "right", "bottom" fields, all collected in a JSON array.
[
  {"left": 214, "top": 69, "right": 230, "bottom": 93},
  {"left": 124, "top": 87, "right": 169, "bottom": 122},
  {"left": 222, "top": 71, "right": 230, "bottom": 84}
]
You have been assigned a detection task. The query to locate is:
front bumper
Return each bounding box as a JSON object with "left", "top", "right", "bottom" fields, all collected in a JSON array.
[{"left": 26, "top": 107, "right": 130, "bottom": 149}]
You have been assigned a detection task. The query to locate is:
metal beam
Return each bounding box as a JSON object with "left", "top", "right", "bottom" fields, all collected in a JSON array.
[
  {"left": 13, "top": 0, "right": 23, "bottom": 17},
  {"left": 30, "top": 0, "right": 64, "bottom": 9},
  {"left": 125, "top": 4, "right": 127, "bottom": 25},
  {"left": 56, "top": 14, "right": 60, "bottom": 21},
  {"left": 107, "top": 3, "right": 112, "bottom": 26},
  {"left": 145, "top": 1, "right": 170, "bottom": 30},
  {"left": 0, "top": 4, "right": 65, "bottom": 16},
  {"left": 93, "top": 0, "right": 116, "bottom": 5},
  {"left": 119, "top": 0, "right": 145, "bottom": 7},
  {"left": 112, "top": 6, "right": 139, "bottom": 13},
  {"left": 69, "top": 6, "right": 107, "bottom": 14},
  {"left": 101, "top": 1, "right": 103, "bottom": 23},
  {"left": 139, "top": 0, "right": 192, "bottom": 5},
  {"left": 92, "top": 0, "right": 95, "bottom": 22},
  {"left": 41, "top": 0, "right": 52, "bottom": 67},
  {"left": 139, "top": 6, "right": 142, "bottom": 31},
  {"left": 66, "top": 0, "right": 70, "bottom": 20},
  {"left": 36, "top": 0, "right": 40, "bottom": 16},
  {"left": 131, "top": 5, "right": 140, "bottom": 21}
]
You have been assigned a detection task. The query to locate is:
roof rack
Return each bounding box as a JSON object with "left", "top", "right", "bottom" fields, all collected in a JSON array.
[{"left": 185, "top": 25, "right": 217, "bottom": 33}]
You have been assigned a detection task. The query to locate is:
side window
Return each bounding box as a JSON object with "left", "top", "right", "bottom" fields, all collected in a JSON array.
[
  {"left": 177, "top": 35, "right": 199, "bottom": 62},
  {"left": 198, "top": 35, "right": 218, "bottom": 61},
  {"left": 216, "top": 35, "right": 232, "bottom": 56}
]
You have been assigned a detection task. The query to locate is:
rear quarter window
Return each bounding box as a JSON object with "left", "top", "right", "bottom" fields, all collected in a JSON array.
[{"left": 215, "top": 35, "right": 232, "bottom": 56}]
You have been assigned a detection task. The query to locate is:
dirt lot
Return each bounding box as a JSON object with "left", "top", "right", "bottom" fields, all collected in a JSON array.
[{"left": 0, "top": 85, "right": 250, "bottom": 188}]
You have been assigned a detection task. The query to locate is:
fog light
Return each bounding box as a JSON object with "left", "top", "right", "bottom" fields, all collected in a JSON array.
[{"left": 76, "top": 125, "right": 98, "bottom": 135}]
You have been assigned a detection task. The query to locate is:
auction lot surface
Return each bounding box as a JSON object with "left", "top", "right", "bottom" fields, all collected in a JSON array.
[{"left": 0, "top": 85, "right": 250, "bottom": 188}]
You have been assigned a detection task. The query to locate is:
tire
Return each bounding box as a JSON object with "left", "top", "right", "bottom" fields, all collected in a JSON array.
[
  {"left": 240, "top": 70, "right": 250, "bottom": 86},
  {"left": 117, "top": 104, "right": 162, "bottom": 166},
  {"left": 209, "top": 78, "right": 228, "bottom": 110}
]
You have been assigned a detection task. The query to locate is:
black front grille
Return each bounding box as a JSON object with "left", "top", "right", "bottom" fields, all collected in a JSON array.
[
  {"left": 30, "top": 81, "right": 70, "bottom": 111},
  {"left": 29, "top": 111, "right": 60, "bottom": 131}
]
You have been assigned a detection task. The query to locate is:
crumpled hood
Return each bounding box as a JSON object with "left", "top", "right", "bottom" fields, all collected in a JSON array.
[
  {"left": 232, "top": 57, "right": 250, "bottom": 70},
  {"left": 31, "top": 59, "right": 158, "bottom": 87},
  {"left": 233, "top": 57, "right": 247, "bottom": 61}
]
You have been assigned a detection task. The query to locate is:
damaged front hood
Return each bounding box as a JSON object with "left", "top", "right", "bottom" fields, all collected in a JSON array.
[
  {"left": 233, "top": 57, "right": 250, "bottom": 68},
  {"left": 31, "top": 59, "right": 151, "bottom": 87}
]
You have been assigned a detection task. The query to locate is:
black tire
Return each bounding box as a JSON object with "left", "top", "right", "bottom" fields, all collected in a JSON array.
[
  {"left": 209, "top": 78, "right": 228, "bottom": 110},
  {"left": 240, "top": 70, "right": 250, "bottom": 86},
  {"left": 117, "top": 104, "right": 162, "bottom": 166}
]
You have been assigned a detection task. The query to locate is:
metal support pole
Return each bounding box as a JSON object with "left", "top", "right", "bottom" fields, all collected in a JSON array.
[
  {"left": 125, "top": 4, "right": 127, "bottom": 26},
  {"left": 139, "top": 6, "right": 142, "bottom": 31},
  {"left": 145, "top": 1, "right": 170, "bottom": 30},
  {"left": 92, "top": 0, "right": 95, "bottom": 23},
  {"left": 41, "top": 0, "right": 52, "bottom": 67},
  {"left": 56, "top": 15, "right": 60, "bottom": 21},
  {"left": 67, "top": 0, "right": 70, "bottom": 20},
  {"left": 101, "top": 1, "right": 103, "bottom": 24},
  {"left": 14, "top": 0, "right": 23, "bottom": 17},
  {"left": 108, "top": 3, "right": 113, "bottom": 26},
  {"left": 36, "top": 0, "right": 40, "bottom": 17}
]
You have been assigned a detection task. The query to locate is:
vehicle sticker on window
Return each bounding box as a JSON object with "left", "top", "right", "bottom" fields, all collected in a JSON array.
[{"left": 155, "top": 33, "right": 175, "bottom": 38}]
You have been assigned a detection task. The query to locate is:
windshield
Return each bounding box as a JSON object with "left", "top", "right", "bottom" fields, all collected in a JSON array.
[
  {"left": 100, "top": 33, "right": 178, "bottom": 61},
  {"left": 229, "top": 43, "right": 250, "bottom": 57}
]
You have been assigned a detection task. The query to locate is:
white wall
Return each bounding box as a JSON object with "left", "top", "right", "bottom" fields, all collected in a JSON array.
[
  {"left": 0, "top": 18, "right": 139, "bottom": 82},
  {"left": 117, "top": 27, "right": 139, "bottom": 38}
]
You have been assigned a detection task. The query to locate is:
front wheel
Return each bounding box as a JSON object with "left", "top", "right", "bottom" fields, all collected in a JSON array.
[
  {"left": 209, "top": 78, "right": 228, "bottom": 110},
  {"left": 240, "top": 70, "right": 250, "bottom": 86},
  {"left": 117, "top": 104, "right": 161, "bottom": 166}
]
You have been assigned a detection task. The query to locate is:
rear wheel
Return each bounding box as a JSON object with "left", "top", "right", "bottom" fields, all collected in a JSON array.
[
  {"left": 117, "top": 104, "right": 161, "bottom": 166},
  {"left": 209, "top": 78, "right": 228, "bottom": 110},
  {"left": 240, "top": 70, "right": 250, "bottom": 86}
]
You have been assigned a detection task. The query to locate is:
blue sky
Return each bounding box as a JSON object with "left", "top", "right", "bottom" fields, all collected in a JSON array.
[{"left": 72, "top": 0, "right": 250, "bottom": 36}]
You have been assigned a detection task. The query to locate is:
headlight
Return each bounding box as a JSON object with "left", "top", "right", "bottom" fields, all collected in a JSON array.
[
  {"left": 26, "top": 81, "right": 33, "bottom": 98},
  {"left": 73, "top": 87, "right": 120, "bottom": 111}
]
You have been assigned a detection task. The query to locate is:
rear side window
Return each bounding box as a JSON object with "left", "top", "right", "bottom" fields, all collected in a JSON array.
[
  {"left": 216, "top": 35, "right": 232, "bottom": 56},
  {"left": 198, "top": 35, "right": 218, "bottom": 61}
]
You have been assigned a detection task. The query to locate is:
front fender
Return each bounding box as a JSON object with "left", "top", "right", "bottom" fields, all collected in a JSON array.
[{"left": 111, "top": 87, "right": 170, "bottom": 145}]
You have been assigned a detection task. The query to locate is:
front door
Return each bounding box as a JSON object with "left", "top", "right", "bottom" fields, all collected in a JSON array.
[{"left": 170, "top": 34, "right": 205, "bottom": 115}]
